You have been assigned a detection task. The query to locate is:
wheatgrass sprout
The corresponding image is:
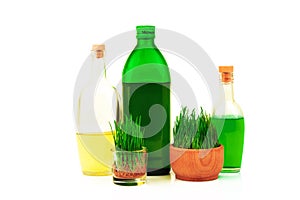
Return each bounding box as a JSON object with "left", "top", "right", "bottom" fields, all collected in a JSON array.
[
  {"left": 173, "top": 107, "right": 220, "bottom": 149},
  {"left": 110, "top": 116, "right": 144, "bottom": 151}
]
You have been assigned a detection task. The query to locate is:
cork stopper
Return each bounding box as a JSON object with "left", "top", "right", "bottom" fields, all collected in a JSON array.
[
  {"left": 219, "top": 66, "right": 234, "bottom": 83},
  {"left": 92, "top": 44, "right": 105, "bottom": 58}
]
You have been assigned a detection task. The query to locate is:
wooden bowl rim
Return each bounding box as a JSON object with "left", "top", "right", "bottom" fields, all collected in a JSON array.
[{"left": 170, "top": 144, "right": 224, "bottom": 152}]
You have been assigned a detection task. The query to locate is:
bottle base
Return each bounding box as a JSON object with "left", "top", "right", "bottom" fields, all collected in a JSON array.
[
  {"left": 147, "top": 168, "right": 170, "bottom": 176},
  {"left": 82, "top": 171, "right": 112, "bottom": 176},
  {"left": 221, "top": 167, "right": 240, "bottom": 173}
]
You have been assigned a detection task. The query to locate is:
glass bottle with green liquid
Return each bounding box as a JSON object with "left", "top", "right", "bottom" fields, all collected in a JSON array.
[
  {"left": 212, "top": 66, "right": 245, "bottom": 173},
  {"left": 122, "top": 25, "right": 171, "bottom": 176}
]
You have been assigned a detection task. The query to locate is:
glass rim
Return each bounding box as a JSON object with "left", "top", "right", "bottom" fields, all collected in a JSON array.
[{"left": 111, "top": 147, "right": 147, "bottom": 153}]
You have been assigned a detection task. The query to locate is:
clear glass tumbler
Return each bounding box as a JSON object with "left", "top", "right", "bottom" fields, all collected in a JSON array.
[{"left": 112, "top": 149, "right": 147, "bottom": 186}]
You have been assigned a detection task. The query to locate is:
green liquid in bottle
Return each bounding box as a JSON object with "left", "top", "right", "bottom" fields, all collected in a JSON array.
[
  {"left": 212, "top": 117, "right": 245, "bottom": 173},
  {"left": 123, "top": 83, "right": 170, "bottom": 175},
  {"left": 122, "top": 26, "right": 171, "bottom": 176}
]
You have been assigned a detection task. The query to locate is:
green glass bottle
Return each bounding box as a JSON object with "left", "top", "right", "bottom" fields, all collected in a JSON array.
[
  {"left": 212, "top": 66, "right": 245, "bottom": 173},
  {"left": 122, "top": 25, "right": 171, "bottom": 176}
]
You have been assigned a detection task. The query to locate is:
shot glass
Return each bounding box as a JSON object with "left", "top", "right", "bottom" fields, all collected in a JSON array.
[{"left": 112, "top": 149, "right": 147, "bottom": 186}]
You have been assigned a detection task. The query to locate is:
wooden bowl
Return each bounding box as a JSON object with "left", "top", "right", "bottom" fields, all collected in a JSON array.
[{"left": 170, "top": 145, "right": 224, "bottom": 181}]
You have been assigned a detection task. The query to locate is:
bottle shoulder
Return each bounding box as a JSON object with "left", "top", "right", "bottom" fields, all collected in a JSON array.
[
  {"left": 122, "top": 47, "right": 170, "bottom": 83},
  {"left": 124, "top": 47, "right": 167, "bottom": 67},
  {"left": 213, "top": 101, "right": 244, "bottom": 118}
]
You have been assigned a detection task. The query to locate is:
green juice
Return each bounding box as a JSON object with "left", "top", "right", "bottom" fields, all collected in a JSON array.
[
  {"left": 212, "top": 117, "right": 245, "bottom": 172},
  {"left": 123, "top": 82, "right": 170, "bottom": 175}
]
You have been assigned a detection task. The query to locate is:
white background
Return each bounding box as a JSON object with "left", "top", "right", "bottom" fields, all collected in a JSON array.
[{"left": 0, "top": 0, "right": 299, "bottom": 199}]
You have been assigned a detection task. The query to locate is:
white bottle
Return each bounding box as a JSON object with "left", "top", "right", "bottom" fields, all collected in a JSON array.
[{"left": 74, "top": 44, "right": 121, "bottom": 176}]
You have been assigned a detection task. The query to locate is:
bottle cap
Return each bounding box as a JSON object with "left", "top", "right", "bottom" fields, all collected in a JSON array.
[
  {"left": 219, "top": 66, "right": 234, "bottom": 83},
  {"left": 219, "top": 66, "right": 233, "bottom": 73},
  {"left": 92, "top": 44, "right": 105, "bottom": 58},
  {"left": 92, "top": 44, "right": 105, "bottom": 51},
  {"left": 136, "top": 25, "right": 155, "bottom": 39}
]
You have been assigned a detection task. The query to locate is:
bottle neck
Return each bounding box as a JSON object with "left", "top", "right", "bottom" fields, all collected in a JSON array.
[
  {"left": 222, "top": 82, "right": 235, "bottom": 102},
  {"left": 91, "top": 52, "right": 106, "bottom": 80},
  {"left": 136, "top": 38, "right": 156, "bottom": 48}
]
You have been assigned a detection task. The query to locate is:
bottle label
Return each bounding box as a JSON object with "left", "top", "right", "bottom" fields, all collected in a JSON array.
[{"left": 142, "top": 30, "right": 154, "bottom": 34}]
